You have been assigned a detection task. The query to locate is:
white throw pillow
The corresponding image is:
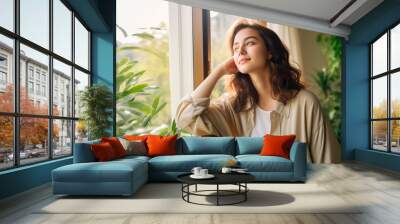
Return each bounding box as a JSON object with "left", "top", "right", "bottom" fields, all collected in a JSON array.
[{"left": 120, "top": 138, "right": 147, "bottom": 156}]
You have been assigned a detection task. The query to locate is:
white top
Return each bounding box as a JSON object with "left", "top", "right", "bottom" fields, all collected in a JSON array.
[{"left": 250, "top": 106, "right": 272, "bottom": 137}]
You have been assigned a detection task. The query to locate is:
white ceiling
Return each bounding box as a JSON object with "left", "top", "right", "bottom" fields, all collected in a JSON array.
[
  {"left": 167, "top": 0, "right": 384, "bottom": 37},
  {"left": 225, "top": 0, "right": 353, "bottom": 23}
]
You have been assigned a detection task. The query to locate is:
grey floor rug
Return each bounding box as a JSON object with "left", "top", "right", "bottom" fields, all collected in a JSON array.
[{"left": 37, "top": 183, "right": 362, "bottom": 214}]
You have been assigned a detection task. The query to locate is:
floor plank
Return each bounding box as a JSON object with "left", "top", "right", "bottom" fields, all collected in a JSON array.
[{"left": 1, "top": 162, "right": 400, "bottom": 224}]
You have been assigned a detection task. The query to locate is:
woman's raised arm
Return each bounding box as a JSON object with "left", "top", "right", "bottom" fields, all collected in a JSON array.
[{"left": 191, "top": 57, "right": 237, "bottom": 99}]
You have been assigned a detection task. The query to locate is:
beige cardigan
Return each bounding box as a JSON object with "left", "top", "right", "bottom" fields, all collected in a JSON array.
[{"left": 175, "top": 89, "right": 341, "bottom": 163}]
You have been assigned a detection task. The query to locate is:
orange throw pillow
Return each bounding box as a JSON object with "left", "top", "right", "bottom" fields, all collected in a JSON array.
[
  {"left": 101, "top": 137, "right": 126, "bottom": 158},
  {"left": 146, "top": 135, "right": 177, "bottom": 157},
  {"left": 91, "top": 142, "right": 117, "bottom": 161},
  {"left": 260, "top": 134, "right": 296, "bottom": 159}
]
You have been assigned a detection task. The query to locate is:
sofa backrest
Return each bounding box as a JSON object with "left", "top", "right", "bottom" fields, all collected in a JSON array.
[
  {"left": 177, "top": 136, "right": 236, "bottom": 155},
  {"left": 74, "top": 136, "right": 300, "bottom": 161},
  {"left": 73, "top": 139, "right": 100, "bottom": 163},
  {"left": 235, "top": 137, "right": 264, "bottom": 155}
]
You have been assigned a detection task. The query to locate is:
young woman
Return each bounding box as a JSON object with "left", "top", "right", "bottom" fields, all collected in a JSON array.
[{"left": 175, "top": 20, "right": 341, "bottom": 163}]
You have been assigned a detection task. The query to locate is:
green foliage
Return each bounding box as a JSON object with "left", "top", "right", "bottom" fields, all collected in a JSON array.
[
  {"left": 116, "top": 55, "right": 166, "bottom": 136},
  {"left": 313, "top": 35, "right": 342, "bottom": 142},
  {"left": 79, "top": 84, "right": 113, "bottom": 140},
  {"left": 156, "top": 120, "right": 191, "bottom": 136},
  {"left": 116, "top": 23, "right": 171, "bottom": 136}
]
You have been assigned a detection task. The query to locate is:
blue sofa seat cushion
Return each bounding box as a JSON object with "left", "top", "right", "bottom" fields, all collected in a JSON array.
[
  {"left": 149, "top": 154, "right": 235, "bottom": 172},
  {"left": 52, "top": 159, "right": 147, "bottom": 183},
  {"left": 115, "top": 155, "right": 150, "bottom": 163},
  {"left": 236, "top": 155, "right": 293, "bottom": 172}
]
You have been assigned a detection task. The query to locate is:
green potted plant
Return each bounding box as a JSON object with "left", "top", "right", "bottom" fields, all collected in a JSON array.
[{"left": 79, "top": 84, "right": 113, "bottom": 140}]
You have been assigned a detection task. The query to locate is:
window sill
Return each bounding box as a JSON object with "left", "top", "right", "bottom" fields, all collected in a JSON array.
[{"left": 0, "top": 156, "right": 72, "bottom": 176}]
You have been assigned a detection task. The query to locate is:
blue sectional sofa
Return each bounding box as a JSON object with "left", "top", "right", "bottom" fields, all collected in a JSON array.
[{"left": 52, "top": 137, "right": 307, "bottom": 196}]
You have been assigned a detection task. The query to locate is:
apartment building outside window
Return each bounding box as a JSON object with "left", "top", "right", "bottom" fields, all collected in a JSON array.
[{"left": 0, "top": 0, "right": 91, "bottom": 170}]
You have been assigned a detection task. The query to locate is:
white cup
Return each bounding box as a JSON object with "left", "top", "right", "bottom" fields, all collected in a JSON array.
[
  {"left": 200, "top": 169, "right": 208, "bottom": 176},
  {"left": 191, "top": 167, "right": 202, "bottom": 176},
  {"left": 221, "top": 167, "right": 232, "bottom": 174}
]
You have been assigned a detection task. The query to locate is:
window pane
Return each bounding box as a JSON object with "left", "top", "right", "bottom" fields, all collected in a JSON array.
[
  {"left": 372, "top": 121, "right": 388, "bottom": 151},
  {"left": 53, "top": 59, "right": 72, "bottom": 117},
  {"left": 391, "top": 24, "right": 400, "bottom": 70},
  {"left": 0, "top": 35, "right": 14, "bottom": 113},
  {"left": 20, "top": 0, "right": 49, "bottom": 49},
  {"left": 74, "top": 18, "right": 89, "bottom": 69},
  {"left": 74, "top": 69, "right": 89, "bottom": 118},
  {"left": 53, "top": 0, "right": 72, "bottom": 60},
  {"left": 0, "top": 116, "right": 13, "bottom": 170},
  {"left": 20, "top": 44, "right": 49, "bottom": 115},
  {"left": 372, "top": 33, "right": 387, "bottom": 76},
  {"left": 391, "top": 120, "right": 400, "bottom": 153},
  {"left": 75, "top": 120, "right": 88, "bottom": 143},
  {"left": 53, "top": 119, "right": 72, "bottom": 158},
  {"left": 0, "top": 0, "right": 14, "bottom": 31},
  {"left": 210, "top": 11, "right": 240, "bottom": 99},
  {"left": 391, "top": 72, "right": 400, "bottom": 118},
  {"left": 372, "top": 77, "right": 387, "bottom": 119},
  {"left": 20, "top": 117, "right": 49, "bottom": 165}
]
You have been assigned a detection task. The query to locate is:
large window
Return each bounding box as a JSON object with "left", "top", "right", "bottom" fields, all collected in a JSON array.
[
  {"left": 0, "top": 0, "right": 91, "bottom": 171},
  {"left": 370, "top": 23, "right": 400, "bottom": 153}
]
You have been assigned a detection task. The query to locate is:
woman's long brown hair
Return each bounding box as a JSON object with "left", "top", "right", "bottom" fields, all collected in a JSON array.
[{"left": 226, "top": 22, "right": 304, "bottom": 112}]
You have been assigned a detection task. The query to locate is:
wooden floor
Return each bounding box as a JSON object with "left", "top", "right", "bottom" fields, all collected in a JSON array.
[{"left": 1, "top": 162, "right": 400, "bottom": 224}]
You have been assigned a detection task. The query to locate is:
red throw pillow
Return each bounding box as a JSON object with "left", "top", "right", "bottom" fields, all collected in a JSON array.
[
  {"left": 91, "top": 142, "right": 117, "bottom": 161},
  {"left": 101, "top": 137, "right": 126, "bottom": 158},
  {"left": 260, "top": 134, "right": 296, "bottom": 159},
  {"left": 146, "top": 135, "right": 177, "bottom": 157}
]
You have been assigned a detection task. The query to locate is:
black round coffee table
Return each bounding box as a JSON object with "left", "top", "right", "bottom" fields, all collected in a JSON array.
[{"left": 177, "top": 173, "right": 255, "bottom": 206}]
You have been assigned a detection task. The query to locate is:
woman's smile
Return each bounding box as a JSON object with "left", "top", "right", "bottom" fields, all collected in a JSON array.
[{"left": 239, "top": 58, "right": 250, "bottom": 64}]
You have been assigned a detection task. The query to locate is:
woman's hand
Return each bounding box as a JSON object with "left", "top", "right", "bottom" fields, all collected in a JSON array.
[
  {"left": 215, "top": 57, "right": 238, "bottom": 76},
  {"left": 222, "top": 57, "right": 239, "bottom": 74}
]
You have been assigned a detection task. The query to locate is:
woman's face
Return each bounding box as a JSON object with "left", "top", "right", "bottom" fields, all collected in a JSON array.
[{"left": 232, "top": 28, "right": 270, "bottom": 74}]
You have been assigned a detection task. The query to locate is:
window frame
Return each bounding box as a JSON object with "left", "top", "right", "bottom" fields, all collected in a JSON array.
[
  {"left": 0, "top": 0, "right": 92, "bottom": 171},
  {"left": 369, "top": 19, "right": 400, "bottom": 154}
]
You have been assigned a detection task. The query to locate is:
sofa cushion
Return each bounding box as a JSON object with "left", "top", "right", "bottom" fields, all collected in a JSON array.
[
  {"left": 260, "top": 134, "right": 296, "bottom": 159},
  {"left": 91, "top": 142, "right": 118, "bottom": 161},
  {"left": 115, "top": 155, "right": 150, "bottom": 163},
  {"left": 147, "top": 135, "right": 177, "bottom": 157},
  {"left": 120, "top": 139, "right": 148, "bottom": 156},
  {"left": 101, "top": 137, "right": 127, "bottom": 158},
  {"left": 236, "top": 155, "right": 293, "bottom": 172},
  {"left": 148, "top": 154, "right": 235, "bottom": 172},
  {"left": 52, "top": 159, "right": 147, "bottom": 183},
  {"left": 235, "top": 137, "right": 263, "bottom": 155},
  {"left": 73, "top": 140, "right": 100, "bottom": 163},
  {"left": 179, "top": 137, "right": 235, "bottom": 155}
]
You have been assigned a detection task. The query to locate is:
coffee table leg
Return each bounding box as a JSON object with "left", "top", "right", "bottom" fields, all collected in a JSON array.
[
  {"left": 217, "top": 184, "right": 219, "bottom": 206},
  {"left": 195, "top": 184, "right": 197, "bottom": 192},
  {"left": 245, "top": 183, "right": 247, "bottom": 201},
  {"left": 188, "top": 184, "right": 190, "bottom": 202}
]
